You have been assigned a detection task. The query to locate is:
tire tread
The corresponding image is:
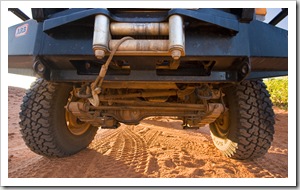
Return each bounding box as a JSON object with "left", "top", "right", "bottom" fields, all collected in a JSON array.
[
  {"left": 232, "top": 80, "right": 275, "bottom": 159},
  {"left": 19, "top": 79, "right": 96, "bottom": 157}
]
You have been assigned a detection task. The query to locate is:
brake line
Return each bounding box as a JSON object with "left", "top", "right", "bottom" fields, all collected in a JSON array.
[{"left": 89, "top": 36, "right": 134, "bottom": 106}]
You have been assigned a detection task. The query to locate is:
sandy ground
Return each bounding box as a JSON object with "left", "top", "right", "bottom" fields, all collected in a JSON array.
[{"left": 8, "top": 86, "right": 288, "bottom": 178}]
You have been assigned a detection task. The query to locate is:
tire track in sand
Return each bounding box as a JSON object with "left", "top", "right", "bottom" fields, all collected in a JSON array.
[
  {"left": 83, "top": 125, "right": 149, "bottom": 177},
  {"left": 123, "top": 126, "right": 149, "bottom": 174}
]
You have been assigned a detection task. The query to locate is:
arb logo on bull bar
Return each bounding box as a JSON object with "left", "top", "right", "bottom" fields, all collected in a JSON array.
[{"left": 15, "top": 24, "right": 28, "bottom": 37}]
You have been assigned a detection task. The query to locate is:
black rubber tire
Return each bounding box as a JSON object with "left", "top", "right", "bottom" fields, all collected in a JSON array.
[
  {"left": 19, "top": 79, "right": 98, "bottom": 157},
  {"left": 210, "top": 80, "right": 275, "bottom": 160}
]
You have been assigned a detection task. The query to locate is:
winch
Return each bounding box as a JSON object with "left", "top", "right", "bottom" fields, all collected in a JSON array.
[{"left": 92, "top": 14, "right": 185, "bottom": 59}]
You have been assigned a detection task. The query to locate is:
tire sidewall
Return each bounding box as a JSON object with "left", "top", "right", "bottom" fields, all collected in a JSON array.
[
  {"left": 50, "top": 83, "right": 97, "bottom": 154},
  {"left": 209, "top": 85, "right": 239, "bottom": 157}
]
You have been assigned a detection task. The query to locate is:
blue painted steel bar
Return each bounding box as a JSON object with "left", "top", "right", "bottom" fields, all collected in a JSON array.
[
  {"left": 43, "top": 8, "right": 239, "bottom": 33},
  {"left": 50, "top": 70, "right": 236, "bottom": 83},
  {"left": 9, "top": 20, "right": 286, "bottom": 58}
]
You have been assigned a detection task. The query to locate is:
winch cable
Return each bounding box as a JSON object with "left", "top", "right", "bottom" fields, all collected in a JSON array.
[
  {"left": 91, "top": 36, "right": 134, "bottom": 92},
  {"left": 89, "top": 36, "right": 133, "bottom": 107}
]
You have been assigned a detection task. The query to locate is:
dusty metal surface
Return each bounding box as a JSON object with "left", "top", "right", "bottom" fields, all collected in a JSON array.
[
  {"left": 93, "top": 13, "right": 184, "bottom": 58},
  {"left": 67, "top": 81, "right": 225, "bottom": 128},
  {"left": 169, "top": 15, "right": 185, "bottom": 59},
  {"left": 110, "top": 22, "right": 169, "bottom": 36},
  {"left": 93, "top": 14, "right": 110, "bottom": 59},
  {"left": 109, "top": 39, "right": 169, "bottom": 52}
]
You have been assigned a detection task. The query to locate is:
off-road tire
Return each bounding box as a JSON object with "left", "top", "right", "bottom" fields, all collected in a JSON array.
[
  {"left": 210, "top": 80, "right": 275, "bottom": 160},
  {"left": 19, "top": 79, "right": 98, "bottom": 157}
]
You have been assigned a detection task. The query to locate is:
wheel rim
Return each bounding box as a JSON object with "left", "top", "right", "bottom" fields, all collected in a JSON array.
[
  {"left": 211, "top": 110, "right": 230, "bottom": 138},
  {"left": 65, "top": 101, "right": 90, "bottom": 136}
]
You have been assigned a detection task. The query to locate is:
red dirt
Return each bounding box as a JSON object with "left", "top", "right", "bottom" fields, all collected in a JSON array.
[{"left": 8, "top": 86, "right": 288, "bottom": 178}]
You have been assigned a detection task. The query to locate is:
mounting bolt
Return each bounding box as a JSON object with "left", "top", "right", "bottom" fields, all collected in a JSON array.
[
  {"left": 85, "top": 62, "right": 91, "bottom": 70},
  {"left": 95, "top": 49, "right": 105, "bottom": 59},
  {"left": 171, "top": 49, "right": 181, "bottom": 60},
  {"left": 33, "top": 60, "right": 46, "bottom": 75},
  {"left": 241, "top": 64, "right": 249, "bottom": 74},
  {"left": 36, "top": 63, "right": 45, "bottom": 73}
]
